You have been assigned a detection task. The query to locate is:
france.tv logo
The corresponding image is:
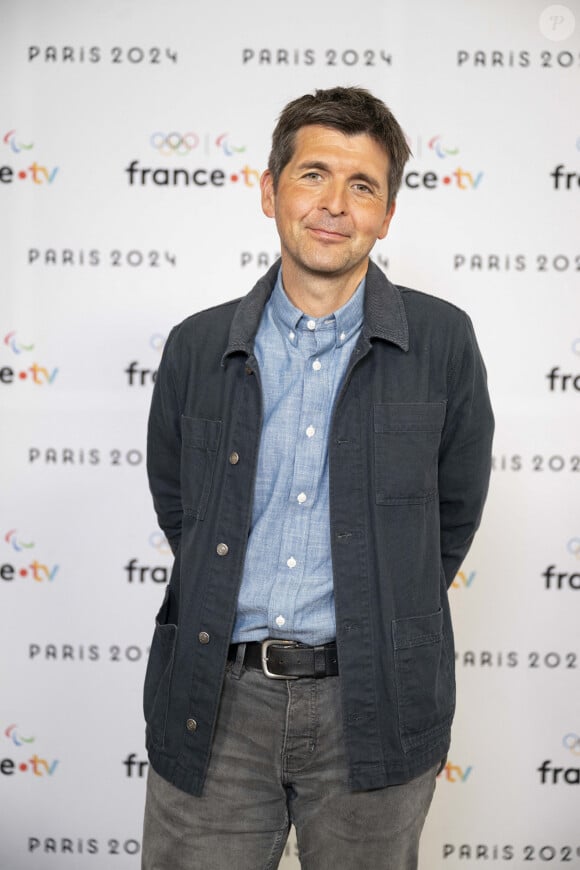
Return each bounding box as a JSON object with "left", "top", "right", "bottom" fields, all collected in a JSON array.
[
  {"left": 1, "top": 131, "right": 59, "bottom": 185},
  {"left": 404, "top": 133, "right": 484, "bottom": 190},
  {"left": 2, "top": 529, "right": 59, "bottom": 582},
  {"left": 2, "top": 723, "right": 58, "bottom": 777},
  {"left": 2, "top": 331, "right": 59, "bottom": 385}
]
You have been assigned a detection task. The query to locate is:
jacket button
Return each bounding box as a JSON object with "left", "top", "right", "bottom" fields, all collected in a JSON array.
[
  {"left": 198, "top": 631, "right": 210, "bottom": 644},
  {"left": 186, "top": 718, "right": 197, "bottom": 732},
  {"left": 216, "top": 542, "right": 229, "bottom": 556},
  {"left": 229, "top": 451, "right": 240, "bottom": 465}
]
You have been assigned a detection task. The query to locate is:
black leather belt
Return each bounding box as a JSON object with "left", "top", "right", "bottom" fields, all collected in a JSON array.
[{"left": 228, "top": 639, "right": 338, "bottom": 679}]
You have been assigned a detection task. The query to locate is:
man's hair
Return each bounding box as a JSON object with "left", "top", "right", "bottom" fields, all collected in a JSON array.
[{"left": 268, "top": 86, "right": 411, "bottom": 209}]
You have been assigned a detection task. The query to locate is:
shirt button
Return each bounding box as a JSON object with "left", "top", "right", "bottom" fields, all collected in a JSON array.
[
  {"left": 306, "top": 425, "right": 315, "bottom": 438},
  {"left": 216, "top": 543, "right": 229, "bottom": 556},
  {"left": 312, "top": 360, "right": 322, "bottom": 371},
  {"left": 289, "top": 331, "right": 295, "bottom": 341},
  {"left": 229, "top": 451, "right": 240, "bottom": 465},
  {"left": 275, "top": 615, "right": 285, "bottom": 627},
  {"left": 198, "top": 631, "right": 210, "bottom": 644},
  {"left": 297, "top": 492, "right": 307, "bottom": 504},
  {"left": 340, "top": 331, "right": 346, "bottom": 341},
  {"left": 306, "top": 319, "right": 316, "bottom": 331},
  {"left": 287, "top": 557, "right": 297, "bottom": 568},
  {"left": 186, "top": 718, "right": 197, "bottom": 732}
]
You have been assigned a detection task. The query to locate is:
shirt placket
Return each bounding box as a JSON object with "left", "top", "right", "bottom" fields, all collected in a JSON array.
[{"left": 267, "top": 318, "right": 336, "bottom": 637}]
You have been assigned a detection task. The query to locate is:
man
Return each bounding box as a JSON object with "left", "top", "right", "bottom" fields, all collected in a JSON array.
[{"left": 142, "top": 87, "right": 494, "bottom": 870}]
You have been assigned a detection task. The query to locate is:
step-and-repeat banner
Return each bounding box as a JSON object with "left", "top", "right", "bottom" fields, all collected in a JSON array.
[{"left": 1, "top": 0, "right": 579, "bottom": 867}]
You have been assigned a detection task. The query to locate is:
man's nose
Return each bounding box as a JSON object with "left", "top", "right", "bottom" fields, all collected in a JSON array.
[{"left": 319, "top": 181, "right": 348, "bottom": 215}]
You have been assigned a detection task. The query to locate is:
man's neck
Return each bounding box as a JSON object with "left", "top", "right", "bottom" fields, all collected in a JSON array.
[{"left": 280, "top": 259, "right": 368, "bottom": 317}]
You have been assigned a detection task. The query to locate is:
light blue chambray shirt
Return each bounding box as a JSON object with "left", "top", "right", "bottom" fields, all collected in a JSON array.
[{"left": 231, "top": 269, "right": 365, "bottom": 645}]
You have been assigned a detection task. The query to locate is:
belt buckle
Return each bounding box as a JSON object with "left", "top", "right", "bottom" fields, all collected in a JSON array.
[{"left": 261, "top": 639, "right": 299, "bottom": 680}]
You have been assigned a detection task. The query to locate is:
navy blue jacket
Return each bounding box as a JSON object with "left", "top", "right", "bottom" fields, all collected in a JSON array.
[{"left": 144, "top": 260, "right": 494, "bottom": 796}]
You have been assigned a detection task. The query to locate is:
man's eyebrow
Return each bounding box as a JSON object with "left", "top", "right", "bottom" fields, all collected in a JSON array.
[{"left": 295, "top": 161, "right": 383, "bottom": 190}]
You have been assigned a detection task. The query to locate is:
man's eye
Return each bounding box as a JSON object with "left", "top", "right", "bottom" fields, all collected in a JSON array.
[
  {"left": 304, "top": 172, "right": 322, "bottom": 180},
  {"left": 353, "top": 183, "right": 371, "bottom": 193}
]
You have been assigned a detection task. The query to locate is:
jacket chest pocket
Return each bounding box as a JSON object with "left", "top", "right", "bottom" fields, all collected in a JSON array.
[
  {"left": 374, "top": 402, "right": 446, "bottom": 505},
  {"left": 180, "top": 416, "right": 222, "bottom": 520}
]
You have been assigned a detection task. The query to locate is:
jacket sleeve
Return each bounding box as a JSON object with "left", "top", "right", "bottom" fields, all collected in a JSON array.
[
  {"left": 438, "top": 312, "right": 494, "bottom": 586},
  {"left": 147, "top": 327, "right": 183, "bottom": 556}
]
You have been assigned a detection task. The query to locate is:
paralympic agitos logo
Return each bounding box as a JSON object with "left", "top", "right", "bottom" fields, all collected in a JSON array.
[
  {"left": 1, "top": 331, "right": 59, "bottom": 386},
  {"left": 125, "top": 130, "right": 260, "bottom": 188},
  {"left": 1, "top": 529, "right": 59, "bottom": 583},
  {"left": 402, "top": 134, "right": 484, "bottom": 191},
  {"left": 1, "top": 130, "right": 58, "bottom": 185}
]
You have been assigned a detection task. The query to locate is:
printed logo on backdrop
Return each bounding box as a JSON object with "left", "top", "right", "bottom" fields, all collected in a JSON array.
[
  {"left": 240, "top": 251, "right": 281, "bottom": 270},
  {"left": 402, "top": 134, "right": 483, "bottom": 192},
  {"left": 1, "top": 131, "right": 58, "bottom": 185},
  {"left": 451, "top": 568, "right": 476, "bottom": 589},
  {"left": 124, "top": 531, "right": 172, "bottom": 584},
  {"left": 551, "top": 164, "right": 580, "bottom": 190},
  {"left": 123, "top": 753, "right": 148, "bottom": 777},
  {"left": 27, "top": 248, "right": 177, "bottom": 268},
  {"left": 1, "top": 529, "right": 59, "bottom": 583},
  {"left": 1, "top": 724, "right": 58, "bottom": 778},
  {"left": 28, "top": 447, "right": 143, "bottom": 466},
  {"left": 28, "top": 838, "right": 141, "bottom": 858},
  {"left": 28, "top": 642, "right": 149, "bottom": 663},
  {"left": 28, "top": 45, "right": 178, "bottom": 65},
  {"left": 492, "top": 453, "right": 580, "bottom": 473},
  {"left": 546, "top": 338, "right": 580, "bottom": 392},
  {"left": 456, "top": 648, "right": 578, "bottom": 670},
  {"left": 2, "top": 331, "right": 58, "bottom": 386},
  {"left": 442, "top": 844, "right": 580, "bottom": 862},
  {"left": 125, "top": 131, "right": 260, "bottom": 189},
  {"left": 125, "top": 334, "right": 165, "bottom": 387},
  {"left": 456, "top": 7, "right": 578, "bottom": 69},
  {"left": 538, "top": 733, "right": 580, "bottom": 784},
  {"left": 437, "top": 760, "right": 473, "bottom": 782},
  {"left": 241, "top": 47, "right": 392, "bottom": 67},
  {"left": 456, "top": 49, "right": 579, "bottom": 69},
  {"left": 542, "top": 539, "right": 580, "bottom": 590},
  {"left": 453, "top": 252, "right": 579, "bottom": 274}
]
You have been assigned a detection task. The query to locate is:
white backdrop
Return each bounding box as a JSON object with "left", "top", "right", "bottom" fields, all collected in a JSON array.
[{"left": 1, "top": 0, "right": 579, "bottom": 867}]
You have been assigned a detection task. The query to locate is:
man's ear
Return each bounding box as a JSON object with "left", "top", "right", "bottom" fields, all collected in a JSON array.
[
  {"left": 260, "top": 170, "right": 276, "bottom": 218},
  {"left": 378, "top": 199, "right": 396, "bottom": 240}
]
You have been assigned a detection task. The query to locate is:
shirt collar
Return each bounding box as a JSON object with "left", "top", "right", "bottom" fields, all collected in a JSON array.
[
  {"left": 270, "top": 269, "right": 365, "bottom": 349},
  {"left": 223, "top": 258, "right": 409, "bottom": 364}
]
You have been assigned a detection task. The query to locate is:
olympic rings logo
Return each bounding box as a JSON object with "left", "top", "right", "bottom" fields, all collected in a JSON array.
[
  {"left": 150, "top": 132, "right": 200, "bottom": 156},
  {"left": 149, "top": 531, "right": 171, "bottom": 555},
  {"left": 563, "top": 733, "right": 580, "bottom": 755},
  {"left": 149, "top": 333, "right": 166, "bottom": 353},
  {"left": 567, "top": 538, "right": 580, "bottom": 559},
  {"left": 150, "top": 132, "right": 247, "bottom": 157}
]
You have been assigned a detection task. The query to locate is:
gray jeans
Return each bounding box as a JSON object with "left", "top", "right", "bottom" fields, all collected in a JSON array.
[{"left": 142, "top": 653, "right": 438, "bottom": 870}]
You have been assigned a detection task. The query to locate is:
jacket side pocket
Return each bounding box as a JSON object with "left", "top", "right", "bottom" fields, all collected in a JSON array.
[
  {"left": 143, "top": 588, "right": 177, "bottom": 749},
  {"left": 392, "top": 608, "right": 454, "bottom": 752}
]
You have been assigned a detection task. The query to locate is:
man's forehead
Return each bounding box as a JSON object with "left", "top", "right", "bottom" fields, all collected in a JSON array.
[{"left": 289, "top": 125, "right": 390, "bottom": 175}]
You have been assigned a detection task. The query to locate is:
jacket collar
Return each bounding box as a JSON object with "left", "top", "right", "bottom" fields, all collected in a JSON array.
[{"left": 223, "top": 258, "right": 408, "bottom": 363}]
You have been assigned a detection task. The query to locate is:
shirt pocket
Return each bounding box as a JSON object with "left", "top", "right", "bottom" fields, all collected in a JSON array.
[
  {"left": 180, "top": 415, "right": 222, "bottom": 520},
  {"left": 392, "top": 608, "right": 455, "bottom": 753},
  {"left": 374, "top": 402, "right": 446, "bottom": 505}
]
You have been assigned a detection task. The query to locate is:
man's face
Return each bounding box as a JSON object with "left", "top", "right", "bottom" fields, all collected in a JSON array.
[{"left": 261, "top": 125, "right": 395, "bottom": 286}]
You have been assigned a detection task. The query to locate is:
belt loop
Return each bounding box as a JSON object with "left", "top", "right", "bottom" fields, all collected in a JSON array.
[
  {"left": 314, "top": 646, "right": 326, "bottom": 678},
  {"left": 231, "top": 643, "right": 246, "bottom": 679}
]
